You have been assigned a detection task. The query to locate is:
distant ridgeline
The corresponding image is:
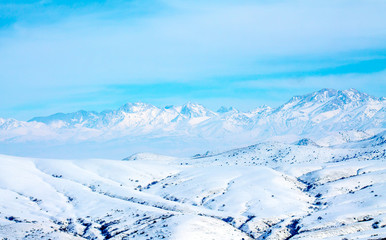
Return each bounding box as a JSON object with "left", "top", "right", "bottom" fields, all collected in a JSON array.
[{"left": 0, "top": 88, "right": 384, "bottom": 158}]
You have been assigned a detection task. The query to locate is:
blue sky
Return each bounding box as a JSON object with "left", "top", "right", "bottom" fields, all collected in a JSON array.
[{"left": 1, "top": 0, "right": 386, "bottom": 120}]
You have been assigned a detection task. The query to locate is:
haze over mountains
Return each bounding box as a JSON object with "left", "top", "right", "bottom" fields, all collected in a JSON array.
[{"left": 0, "top": 88, "right": 384, "bottom": 158}]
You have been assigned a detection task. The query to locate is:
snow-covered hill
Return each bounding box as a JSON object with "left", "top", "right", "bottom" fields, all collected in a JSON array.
[
  {"left": 0, "top": 138, "right": 385, "bottom": 239},
  {"left": 0, "top": 88, "right": 384, "bottom": 158}
]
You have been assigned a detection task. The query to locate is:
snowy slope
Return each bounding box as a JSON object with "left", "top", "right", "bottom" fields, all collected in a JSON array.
[
  {"left": 0, "top": 138, "right": 385, "bottom": 239},
  {"left": 0, "top": 154, "right": 306, "bottom": 239}
]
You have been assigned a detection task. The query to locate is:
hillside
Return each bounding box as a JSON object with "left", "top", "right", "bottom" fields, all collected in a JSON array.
[{"left": 0, "top": 138, "right": 385, "bottom": 239}]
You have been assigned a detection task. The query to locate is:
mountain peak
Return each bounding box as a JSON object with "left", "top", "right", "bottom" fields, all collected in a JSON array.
[
  {"left": 339, "top": 88, "right": 369, "bottom": 101},
  {"left": 182, "top": 101, "right": 203, "bottom": 108},
  {"left": 306, "top": 88, "right": 338, "bottom": 101},
  {"left": 288, "top": 88, "right": 369, "bottom": 105},
  {"left": 275, "top": 88, "right": 378, "bottom": 114},
  {"left": 119, "top": 102, "right": 157, "bottom": 113},
  {"left": 312, "top": 88, "right": 369, "bottom": 101},
  {"left": 180, "top": 102, "right": 214, "bottom": 118}
]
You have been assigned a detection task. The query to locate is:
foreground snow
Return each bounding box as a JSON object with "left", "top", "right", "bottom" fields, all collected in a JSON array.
[{"left": 0, "top": 139, "right": 385, "bottom": 239}]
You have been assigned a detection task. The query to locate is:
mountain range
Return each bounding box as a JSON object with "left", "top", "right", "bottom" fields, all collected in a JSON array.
[{"left": 0, "top": 88, "right": 385, "bottom": 158}]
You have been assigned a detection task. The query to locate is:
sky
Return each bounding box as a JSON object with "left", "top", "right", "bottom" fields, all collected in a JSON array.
[{"left": 0, "top": 0, "right": 385, "bottom": 120}]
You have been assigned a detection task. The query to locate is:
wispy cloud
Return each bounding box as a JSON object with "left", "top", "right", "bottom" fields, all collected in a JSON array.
[{"left": 0, "top": 0, "right": 385, "bottom": 119}]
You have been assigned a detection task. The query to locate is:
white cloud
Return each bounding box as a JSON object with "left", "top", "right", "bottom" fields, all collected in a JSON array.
[
  {"left": 239, "top": 70, "right": 386, "bottom": 95},
  {"left": 0, "top": 0, "right": 385, "bottom": 119},
  {"left": 0, "top": 0, "right": 385, "bottom": 86}
]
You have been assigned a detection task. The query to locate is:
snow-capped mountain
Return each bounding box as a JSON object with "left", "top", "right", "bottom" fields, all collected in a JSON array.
[
  {"left": 264, "top": 88, "right": 385, "bottom": 136},
  {"left": 0, "top": 88, "right": 384, "bottom": 158}
]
